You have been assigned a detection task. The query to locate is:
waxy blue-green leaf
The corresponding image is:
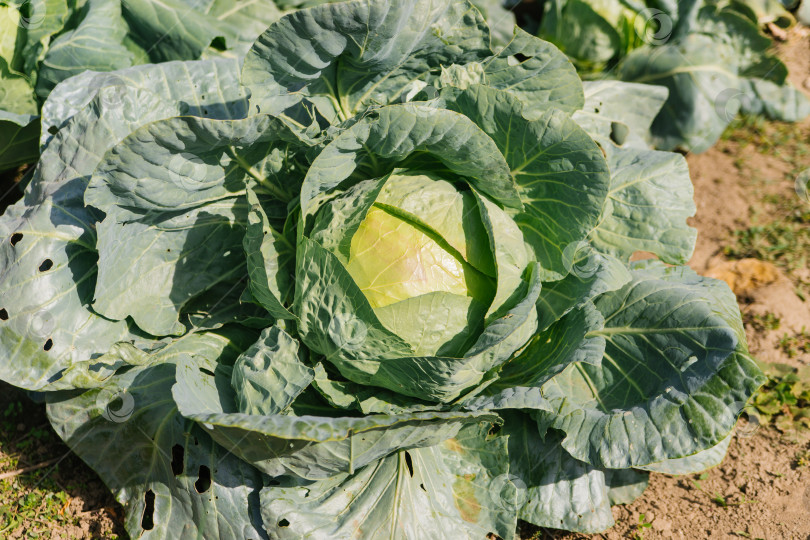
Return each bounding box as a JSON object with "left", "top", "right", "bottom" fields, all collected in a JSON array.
[
  {"left": 738, "top": 77, "right": 810, "bottom": 121},
  {"left": 572, "top": 80, "right": 669, "bottom": 148},
  {"left": 242, "top": 0, "right": 492, "bottom": 121},
  {"left": 301, "top": 103, "right": 520, "bottom": 214},
  {"left": 85, "top": 114, "right": 310, "bottom": 336},
  {"left": 173, "top": 357, "right": 499, "bottom": 478},
  {"left": 464, "top": 301, "right": 605, "bottom": 412},
  {"left": 58, "top": 341, "right": 153, "bottom": 389},
  {"left": 243, "top": 187, "right": 295, "bottom": 319},
  {"left": 36, "top": 0, "right": 136, "bottom": 97},
  {"left": 439, "top": 85, "right": 610, "bottom": 278},
  {"left": 260, "top": 423, "right": 516, "bottom": 540},
  {"left": 0, "top": 85, "right": 186, "bottom": 390},
  {"left": 535, "top": 249, "right": 631, "bottom": 331},
  {"left": 604, "top": 468, "right": 649, "bottom": 506},
  {"left": 503, "top": 412, "right": 623, "bottom": 533},
  {"left": 40, "top": 58, "right": 248, "bottom": 148},
  {"left": 122, "top": 0, "right": 284, "bottom": 64},
  {"left": 638, "top": 431, "right": 733, "bottom": 475},
  {"left": 470, "top": 0, "right": 517, "bottom": 47},
  {"left": 537, "top": 267, "right": 765, "bottom": 469},
  {"left": 0, "top": 198, "right": 134, "bottom": 391},
  {"left": 91, "top": 201, "right": 251, "bottom": 337},
  {"left": 589, "top": 143, "right": 696, "bottom": 264},
  {"left": 46, "top": 331, "right": 267, "bottom": 540},
  {"left": 0, "top": 58, "right": 263, "bottom": 390},
  {"left": 311, "top": 362, "right": 445, "bottom": 415},
  {"left": 232, "top": 326, "right": 313, "bottom": 415},
  {"left": 618, "top": 35, "right": 741, "bottom": 153},
  {"left": 478, "top": 27, "right": 585, "bottom": 116},
  {"left": 182, "top": 281, "right": 274, "bottom": 331}
]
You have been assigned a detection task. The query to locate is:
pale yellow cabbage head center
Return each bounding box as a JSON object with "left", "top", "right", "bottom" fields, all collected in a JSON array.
[{"left": 347, "top": 205, "right": 472, "bottom": 308}]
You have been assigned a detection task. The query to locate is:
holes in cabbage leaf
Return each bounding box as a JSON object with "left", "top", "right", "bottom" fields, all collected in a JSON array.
[
  {"left": 47, "top": 125, "right": 58, "bottom": 135},
  {"left": 170, "top": 444, "right": 184, "bottom": 476},
  {"left": 141, "top": 490, "right": 155, "bottom": 530},
  {"left": 10, "top": 233, "right": 23, "bottom": 246},
  {"left": 194, "top": 465, "right": 211, "bottom": 493},
  {"left": 198, "top": 367, "right": 215, "bottom": 377},
  {"left": 0, "top": 309, "right": 7, "bottom": 321},
  {"left": 278, "top": 519, "right": 290, "bottom": 528},
  {"left": 39, "top": 259, "right": 53, "bottom": 272},
  {"left": 403, "top": 451, "right": 414, "bottom": 478},
  {"left": 209, "top": 36, "right": 227, "bottom": 51},
  {"left": 44, "top": 339, "right": 53, "bottom": 351}
]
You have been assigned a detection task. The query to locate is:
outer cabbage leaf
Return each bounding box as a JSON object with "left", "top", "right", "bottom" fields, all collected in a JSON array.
[
  {"left": 463, "top": 302, "right": 605, "bottom": 412},
  {"left": 243, "top": 186, "right": 296, "bottom": 319},
  {"left": 470, "top": 0, "right": 517, "bottom": 47},
  {"left": 537, "top": 265, "right": 765, "bottom": 469},
  {"left": 46, "top": 331, "right": 268, "bottom": 540},
  {"left": 502, "top": 412, "right": 646, "bottom": 533},
  {"left": 477, "top": 27, "right": 585, "bottom": 116},
  {"left": 572, "top": 80, "right": 669, "bottom": 148},
  {"left": 637, "top": 431, "right": 733, "bottom": 475},
  {"left": 589, "top": 143, "right": 696, "bottom": 264},
  {"left": 231, "top": 326, "right": 313, "bottom": 415},
  {"left": 122, "top": 0, "right": 284, "bottom": 62},
  {"left": 172, "top": 350, "right": 500, "bottom": 479},
  {"left": 40, "top": 58, "right": 248, "bottom": 149},
  {"left": 0, "top": 60, "right": 253, "bottom": 391},
  {"left": 242, "top": 0, "right": 492, "bottom": 121},
  {"left": 84, "top": 114, "right": 310, "bottom": 336},
  {"left": 35, "top": 0, "right": 136, "bottom": 97},
  {"left": 259, "top": 423, "right": 517, "bottom": 540}
]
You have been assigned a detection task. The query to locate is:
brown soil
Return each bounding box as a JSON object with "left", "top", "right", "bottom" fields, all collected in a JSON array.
[{"left": 0, "top": 383, "right": 127, "bottom": 539}]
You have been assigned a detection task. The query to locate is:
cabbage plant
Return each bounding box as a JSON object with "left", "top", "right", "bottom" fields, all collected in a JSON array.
[
  {"left": 537, "top": 0, "right": 810, "bottom": 152},
  {"left": 0, "top": 0, "right": 764, "bottom": 538}
]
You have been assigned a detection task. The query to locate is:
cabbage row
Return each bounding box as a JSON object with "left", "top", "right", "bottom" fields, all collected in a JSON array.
[
  {"left": 0, "top": 1, "right": 764, "bottom": 538},
  {"left": 534, "top": 0, "right": 810, "bottom": 152}
]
